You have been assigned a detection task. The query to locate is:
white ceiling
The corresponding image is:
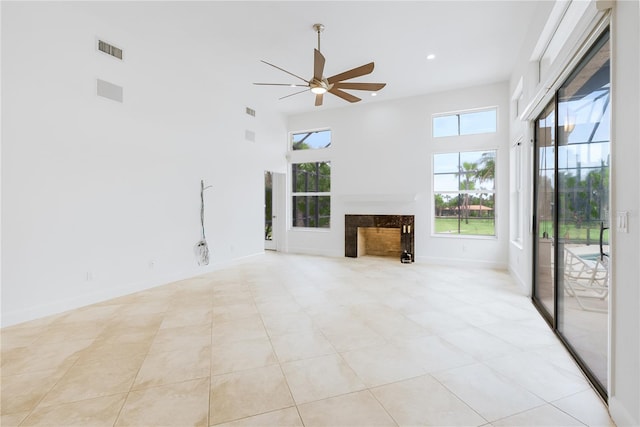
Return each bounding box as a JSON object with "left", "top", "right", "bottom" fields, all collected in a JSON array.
[{"left": 92, "top": 1, "right": 545, "bottom": 115}]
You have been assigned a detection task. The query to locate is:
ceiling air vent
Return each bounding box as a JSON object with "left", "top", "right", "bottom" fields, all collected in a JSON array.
[
  {"left": 98, "top": 40, "right": 123, "bottom": 60},
  {"left": 245, "top": 107, "right": 256, "bottom": 117}
]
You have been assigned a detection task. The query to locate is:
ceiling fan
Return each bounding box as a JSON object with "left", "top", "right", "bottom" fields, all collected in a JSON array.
[{"left": 254, "top": 24, "right": 386, "bottom": 106}]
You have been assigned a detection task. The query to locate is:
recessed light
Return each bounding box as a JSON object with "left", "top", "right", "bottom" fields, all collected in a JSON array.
[
  {"left": 371, "top": 92, "right": 377, "bottom": 97},
  {"left": 427, "top": 54, "right": 436, "bottom": 60}
]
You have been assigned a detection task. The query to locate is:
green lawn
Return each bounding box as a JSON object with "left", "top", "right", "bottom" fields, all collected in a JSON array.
[
  {"left": 434, "top": 217, "right": 495, "bottom": 236},
  {"left": 539, "top": 220, "right": 610, "bottom": 244}
]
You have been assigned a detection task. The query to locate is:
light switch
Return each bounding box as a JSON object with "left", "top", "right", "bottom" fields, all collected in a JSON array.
[{"left": 616, "top": 211, "right": 628, "bottom": 233}]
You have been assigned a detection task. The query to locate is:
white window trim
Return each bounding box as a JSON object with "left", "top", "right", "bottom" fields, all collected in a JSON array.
[
  {"left": 431, "top": 148, "right": 499, "bottom": 239},
  {"left": 432, "top": 106, "right": 499, "bottom": 138},
  {"left": 289, "top": 129, "right": 333, "bottom": 230}
]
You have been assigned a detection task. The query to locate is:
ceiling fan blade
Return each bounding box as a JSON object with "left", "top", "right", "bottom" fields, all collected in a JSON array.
[
  {"left": 327, "top": 62, "right": 375, "bottom": 84},
  {"left": 313, "top": 49, "right": 325, "bottom": 81},
  {"left": 253, "top": 83, "right": 309, "bottom": 87},
  {"left": 333, "top": 82, "right": 386, "bottom": 91},
  {"left": 279, "top": 88, "right": 310, "bottom": 100},
  {"left": 260, "top": 60, "right": 310, "bottom": 84},
  {"left": 315, "top": 93, "right": 324, "bottom": 106},
  {"left": 328, "top": 87, "right": 361, "bottom": 103}
]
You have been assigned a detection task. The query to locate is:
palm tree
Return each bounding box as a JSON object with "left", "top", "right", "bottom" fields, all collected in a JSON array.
[
  {"left": 475, "top": 152, "right": 496, "bottom": 218},
  {"left": 458, "top": 162, "right": 477, "bottom": 224}
]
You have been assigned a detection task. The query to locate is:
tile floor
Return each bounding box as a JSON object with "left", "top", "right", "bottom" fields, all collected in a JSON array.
[{"left": 1, "top": 253, "right": 616, "bottom": 426}]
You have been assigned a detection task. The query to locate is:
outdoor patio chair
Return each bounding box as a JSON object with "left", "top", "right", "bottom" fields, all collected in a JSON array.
[{"left": 563, "top": 247, "right": 609, "bottom": 313}]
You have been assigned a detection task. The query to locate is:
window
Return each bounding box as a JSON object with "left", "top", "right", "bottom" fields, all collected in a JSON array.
[
  {"left": 433, "top": 150, "right": 496, "bottom": 236},
  {"left": 292, "top": 129, "right": 331, "bottom": 150},
  {"left": 292, "top": 162, "right": 331, "bottom": 228},
  {"left": 290, "top": 128, "right": 332, "bottom": 229},
  {"left": 433, "top": 108, "right": 497, "bottom": 137}
]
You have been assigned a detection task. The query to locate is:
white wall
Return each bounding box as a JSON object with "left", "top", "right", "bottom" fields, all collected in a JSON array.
[
  {"left": 507, "top": 0, "right": 555, "bottom": 293},
  {"left": 286, "top": 82, "right": 510, "bottom": 269},
  {"left": 609, "top": 1, "right": 640, "bottom": 424},
  {"left": 1, "top": 2, "right": 287, "bottom": 326},
  {"left": 507, "top": 1, "right": 640, "bottom": 425}
]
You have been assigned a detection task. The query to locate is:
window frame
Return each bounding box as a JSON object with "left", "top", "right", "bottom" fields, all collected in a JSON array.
[
  {"left": 288, "top": 129, "right": 332, "bottom": 230},
  {"left": 432, "top": 149, "right": 498, "bottom": 239},
  {"left": 290, "top": 128, "right": 332, "bottom": 151},
  {"left": 432, "top": 107, "right": 498, "bottom": 138}
]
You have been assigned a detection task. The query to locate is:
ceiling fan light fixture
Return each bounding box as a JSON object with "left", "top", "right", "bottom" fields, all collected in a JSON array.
[{"left": 310, "top": 86, "right": 327, "bottom": 94}]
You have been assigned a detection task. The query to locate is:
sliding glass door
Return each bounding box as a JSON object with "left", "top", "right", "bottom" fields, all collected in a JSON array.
[{"left": 533, "top": 29, "right": 610, "bottom": 396}]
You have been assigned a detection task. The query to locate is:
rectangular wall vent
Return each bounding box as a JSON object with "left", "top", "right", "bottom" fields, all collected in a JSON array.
[
  {"left": 97, "top": 79, "right": 123, "bottom": 103},
  {"left": 98, "top": 40, "right": 123, "bottom": 60},
  {"left": 245, "top": 107, "right": 256, "bottom": 117}
]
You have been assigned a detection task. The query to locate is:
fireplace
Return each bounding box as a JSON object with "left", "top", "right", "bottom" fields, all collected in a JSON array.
[{"left": 345, "top": 214, "right": 414, "bottom": 262}]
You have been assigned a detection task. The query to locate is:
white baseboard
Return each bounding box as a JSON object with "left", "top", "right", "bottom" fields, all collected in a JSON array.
[
  {"left": 508, "top": 263, "right": 530, "bottom": 295},
  {"left": 609, "top": 396, "right": 639, "bottom": 427},
  {"left": 415, "top": 255, "right": 507, "bottom": 270}
]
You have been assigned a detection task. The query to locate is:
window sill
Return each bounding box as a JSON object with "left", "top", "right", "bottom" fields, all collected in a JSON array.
[{"left": 290, "top": 227, "right": 331, "bottom": 233}]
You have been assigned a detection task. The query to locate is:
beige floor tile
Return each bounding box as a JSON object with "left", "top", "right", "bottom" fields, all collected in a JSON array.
[
  {"left": 0, "top": 253, "right": 616, "bottom": 427},
  {"left": 492, "top": 403, "right": 585, "bottom": 426},
  {"left": 1, "top": 369, "right": 67, "bottom": 414},
  {"left": 371, "top": 374, "right": 486, "bottom": 426},
  {"left": 160, "top": 307, "right": 212, "bottom": 329},
  {"left": 97, "top": 317, "right": 162, "bottom": 337},
  {"left": 255, "top": 297, "right": 304, "bottom": 317},
  {"left": 261, "top": 312, "right": 315, "bottom": 337},
  {"left": 484, "top": 352, "right": 590, "bottom": 402},
  {"left": 212, "top": 407, "right": 303, "bottom": 427},
  {"left": 0, "top": 326, "right": 45, "bottom": 351},
  {"left": 0, "top": 411, "right": 30, "bottom": 426},
  {"left": 552, "top": 390, "right": 616, "bottom": 427},
  {"left": 133, "top": 344, "right": 210, "bottom": 390},
  {"left": 55, "top": 304, "right": 123, "bottom": 325},
  {"left": 211, "top": 316, "right": 268, "bottom": 345},
  {"left": 0, "top": 338, "right": 94, "bottom": 377},
  {"left": 281, "top": 354, "right": 366, "bottom": 404},
  {"left": 366, "top": 315, "right": 430, "bottom": 340},
  {"left": 406, "top": 310, "right": 472, "bottom": 335},
  {"left": 432, "top": 363, "right": 545, "bottom": 422},
  {"left": 318, "top": 322, "right": 386, "bottom": 352},
  {"left": 78, "top": 330, "right": 156, "bottom": 364},
  {"left": 33, "top": 321, "right": 107, "bottom": 346},
  {"left": 210, "top": 365, "right": 294, "bottom": 425},
  {"left": 297, "top": 390, "right": 396, "bottom": 427},
  {"left": 116, "top": 378, "right": 209, "bottom": 426},
  {"left": 212, "top": 303, "right": 259, "bottom": 323},
  {"left": 39, "top": 354, "right": 146, "bottom": 407},
  {"left": 150, "top": 323, "right": 212, "bottom": 353},
  {"left": 270, "top": 330, "right": 335, "bottom": 363},
  {"left": 341, "top": 343, "right": 426, "bottom": 387},
  {"left": 439, "top": 326, "right": 522, "bottom": 361},
  {"left": 478, "top": 320, "right": 560, "bottom": 350},
  {"left": 21, "top": 393, "right": 127, "bottom": 426},
  {"left": 394, "top": 335, "right": 477, "bottom": 373},
  {"left": 211, "top": 337, "right": 277, "bottom": 375}
]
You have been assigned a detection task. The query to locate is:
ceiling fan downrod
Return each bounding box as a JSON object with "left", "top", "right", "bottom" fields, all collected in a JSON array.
[{"left": 313, "top": 23, "right": 325, "bottom": 52}]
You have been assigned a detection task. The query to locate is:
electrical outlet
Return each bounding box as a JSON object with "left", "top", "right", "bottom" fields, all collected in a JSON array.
[
  {"left": 86, "top": 272, "right": 93, "bottom": 281},
  {"left": 149, "top": 260, "right": 156, "bottom": 269}
]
